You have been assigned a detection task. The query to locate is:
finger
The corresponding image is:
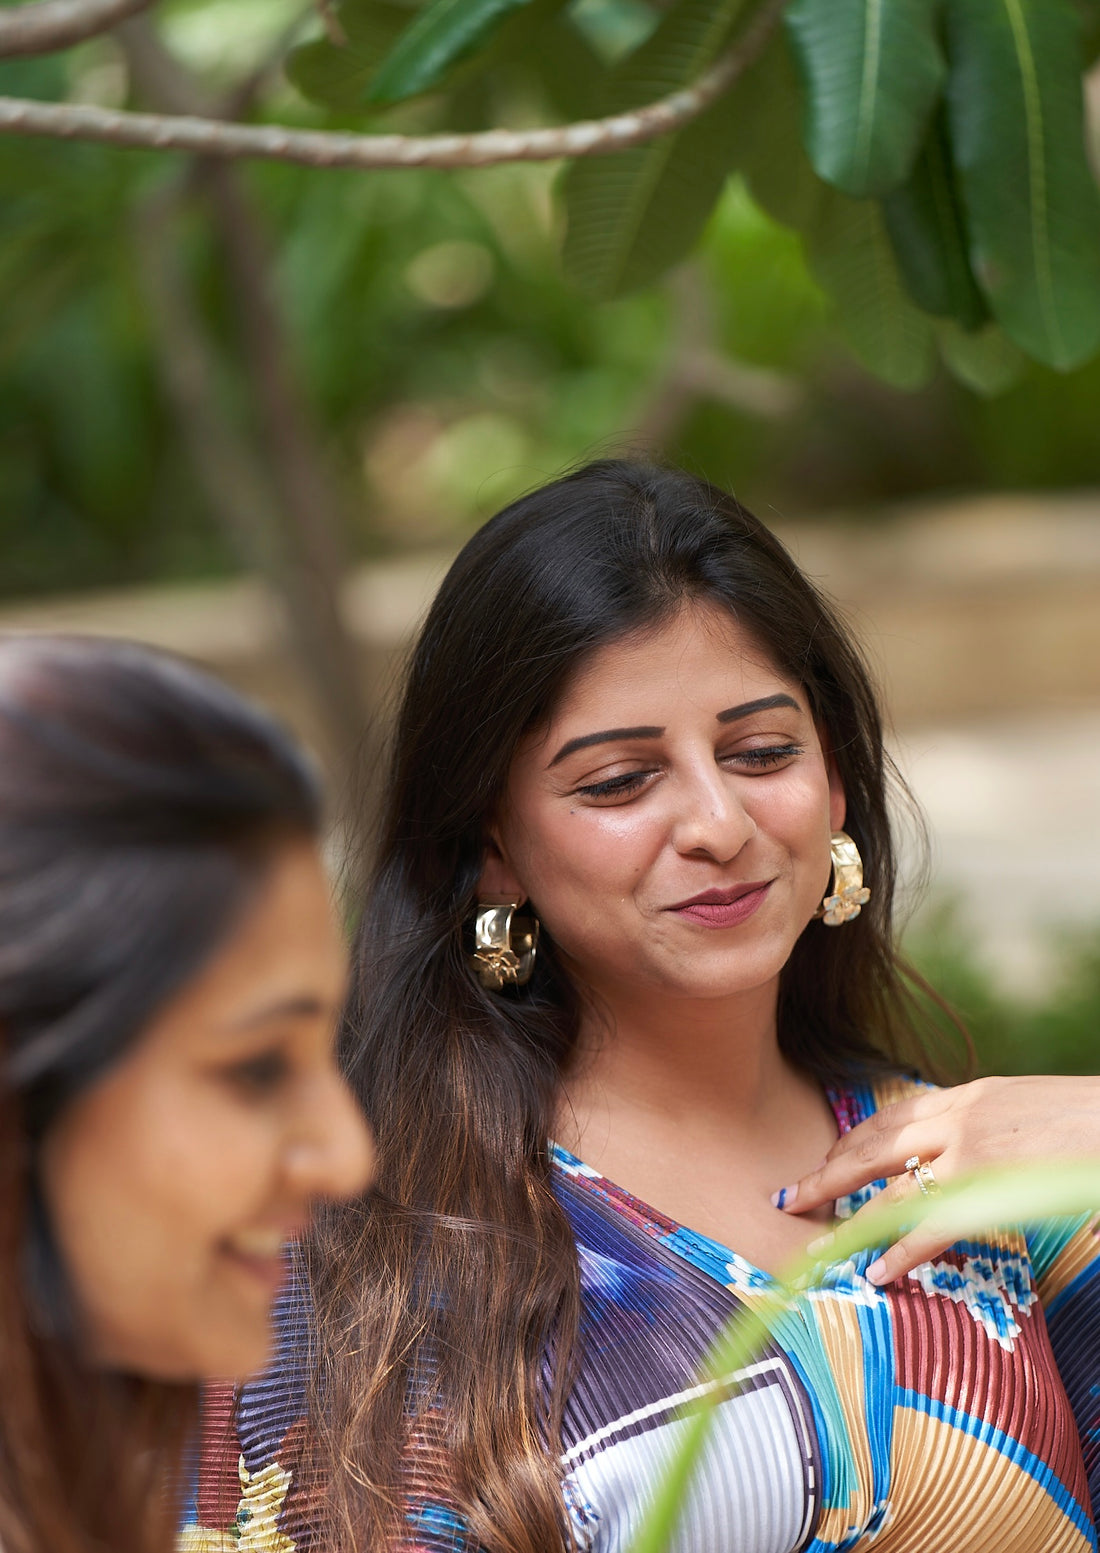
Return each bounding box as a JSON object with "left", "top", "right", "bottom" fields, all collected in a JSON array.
[
  {"left": 865, "top": 1223, "right": 955, "bottom": 1285},
  {"left": 802, "top": 1178, "right": 952, "bottom": 1283},
  {"left": 774, "top": 1119, "right": 945, "bottom": 1215},
  {"left": 803, "top": 1172, "right": 914, "bottom": 1256}
]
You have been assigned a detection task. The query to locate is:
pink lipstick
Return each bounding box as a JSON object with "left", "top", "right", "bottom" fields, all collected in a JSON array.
[{"left": 669, "top": 882, "right": 771, "bottom": 928}]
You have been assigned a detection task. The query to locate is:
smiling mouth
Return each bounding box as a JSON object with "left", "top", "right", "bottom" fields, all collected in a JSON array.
[
  {"left": 219, "top": 1225, "right": 305, "bottom": 1293},
  {"left": 668, "top": 882, "right": 772, "bottom": 927},
  {"left": 227, "top": 1229, "right": 292, "bottom": 1258}
]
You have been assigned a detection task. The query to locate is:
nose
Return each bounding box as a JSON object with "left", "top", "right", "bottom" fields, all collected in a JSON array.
[
  {"left": 669, "top": 760, "right": 756, "bottom": 862},
  {"left": 285, "top": 1066, "right": 376, "bottom": 1204}
]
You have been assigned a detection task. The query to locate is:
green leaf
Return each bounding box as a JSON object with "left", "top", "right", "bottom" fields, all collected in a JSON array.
[
  {"left": 727, "top": 29, "right": 828, "bottom": 232},
  {"left": 285, "top": 1, "right": 413, "bottom": 109},
  {"left": 785, "top": 0, "right": 946, "bottom": 196},
  {"left": 806, "top": 188, "right": 935, "bottom": 387},
  {"left": 945, "top": 0, "right": 1100, "bottom": 369},
  {"left": 1076, "top": 0, "right": 1100, "bottom": 61},
  {"left": 569, "top": 0, "right": 662, "bottom": 66},
  {"left": 561, "top": 0, "right": 748, "bottom": 298},
  {"left": 882, "top": 106, "right": 988, "bottom": 327},
  {"left": 367, "top": 0, "right": 536, "bottom": 102},
  {"left": 936, "top": 317, "right": 1028, "bottom": 391},
  {"left": 528, "top": 13, "right": 610, "bottom": 120}
]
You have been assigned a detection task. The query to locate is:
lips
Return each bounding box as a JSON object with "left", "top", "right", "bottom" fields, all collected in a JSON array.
[
  {"left": 668, "top": 881, "right": 772, "bottom": 927},
  {"left": 226, "top": 1228, "right": 294, "bottom": 1259},
  {"left": 219, "top": 1222, "right": 306, "bottom": 1293}
]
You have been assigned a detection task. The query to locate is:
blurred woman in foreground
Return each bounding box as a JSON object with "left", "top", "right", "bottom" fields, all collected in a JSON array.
[{"left": 0, "top": 635, "right": 373, "bottom": 1553}]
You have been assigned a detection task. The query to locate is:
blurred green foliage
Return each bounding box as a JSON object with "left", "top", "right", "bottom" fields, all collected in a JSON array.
[
  {"left": 288, "top": 0, "right": 1100, "bottom": 381},
  {"left": 2, "top": 0, "right": 1100, "bottom": 602},
  {"left": 908, "top": 908, "right": 1100, "bottom": 1078}
]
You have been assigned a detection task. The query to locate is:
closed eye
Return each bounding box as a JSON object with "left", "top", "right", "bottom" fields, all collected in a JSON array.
[
  {"left": 727, "top": 744, "right": 803, "bottom": 770},
  {"left": 575, "top": 770, "right": 653, "bottom": 800},
  {"left": 221, "top": 1049, "right": 291, "bottom": 1097}
]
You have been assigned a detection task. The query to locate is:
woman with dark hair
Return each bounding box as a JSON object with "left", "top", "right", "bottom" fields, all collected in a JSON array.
[
  {"left": 193, "top": 461, "right": 1099, "bottom": 1553},
  {"left": 0, "top": 635, "right": 373, "bottom": 1553}
]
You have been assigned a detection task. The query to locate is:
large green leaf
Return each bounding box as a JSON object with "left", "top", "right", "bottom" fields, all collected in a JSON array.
[
  {"left": 945, "top": 0, "right": 1100, "bottom": 369},
  {"left": 785, "top": 0, "right": 946, "bottom": 196},
  {"left": 367, "top": 0, "right": 536, "bottom": 102},
  {"left": 883, "top": 106, "right": 988, "bottom": 327},
  {"left": 561, "top": 0, "right": 748, "bottom": 299},
  {"left": 937, "top": 318, "right": 1027, "bottom": 392},
  {"left": 806, "top": 188, "right": 935, "bottom": 386},
  {"left": 1077, "top": 0, "right": 1100, "bottom": 60},
  {"left": 726, "top": 29, "right": 828, "bottom": 232},
  {"left": 529, "top": 13, "right": 611, "bottom": 122}
]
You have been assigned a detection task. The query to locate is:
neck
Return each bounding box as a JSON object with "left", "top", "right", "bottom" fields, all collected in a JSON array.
[{"left": 560, "top": 974, "right": 802, "bottom": 1137}]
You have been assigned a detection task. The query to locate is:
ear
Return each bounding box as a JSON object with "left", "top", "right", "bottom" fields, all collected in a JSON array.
[
  {"left": 478, "top": 827, "right": 527, "bottom": 903},
  {"left": 826, "top": 752, "right": 847, "bottom": 833}
]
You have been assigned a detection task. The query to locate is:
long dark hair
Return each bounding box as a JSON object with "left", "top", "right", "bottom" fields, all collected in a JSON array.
[
  {"left": 311, "top": 461, "right": 955, "bottom": 1551},
  {"left": 0, "top": 634, "right": 322, "bottom": 1553}
]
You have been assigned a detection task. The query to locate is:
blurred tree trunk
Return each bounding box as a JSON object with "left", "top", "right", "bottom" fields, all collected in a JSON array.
[{"left": 120, "top": 16, "right": 378, "bottom": 859}]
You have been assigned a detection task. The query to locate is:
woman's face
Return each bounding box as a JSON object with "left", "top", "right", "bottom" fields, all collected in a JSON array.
[
  {"left": 482, "top": 601, "right": 846, "bottom": 1010},
  {"left": 40, "top": 840, "right": 374, "bottom": 1382}
]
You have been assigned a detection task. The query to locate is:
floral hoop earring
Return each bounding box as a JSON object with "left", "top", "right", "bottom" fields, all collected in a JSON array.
[
  {"left": 470, "top": 898, "right": 540, "bottom": 990},
  {"left": 815, "top": 830, "right": 871, "bottom": 926}
]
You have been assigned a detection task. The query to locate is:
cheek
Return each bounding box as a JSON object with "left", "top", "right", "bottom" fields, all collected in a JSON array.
[
  {"left": 43, "top": 1083, "right": 278, "bottom": 1375},
  {"left": 512, "top": 813, "right": 665, "bottom": 975},
  {"left": 43, "top": 1106, "right": 180, "bottom": 1360},
  {"left": 519, "top": 806, "right": 664, "bottom": 908},
  {"left": 776, "top": 776, "right": 836, "bottom": 896}
]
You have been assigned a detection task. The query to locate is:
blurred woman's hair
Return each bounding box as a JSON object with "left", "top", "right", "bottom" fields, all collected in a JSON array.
[
  {"left": 310, "top": 460, "right": 959, "bottom": 1552},
  {"left": 0, "top": 634, "right": 322, "bottom": 1553}
]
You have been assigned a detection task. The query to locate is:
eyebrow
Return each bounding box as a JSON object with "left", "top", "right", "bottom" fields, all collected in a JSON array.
[
  {"left": 549, "top": 694, "right": 803, "bottom": 767},
  {"left": 549, "top": 726, "right": 664, "bottom": 766},
  {"left": 716, "top": 693, "right": 801, "bottom": 723},
  {"left": 229, "top": 994, "right": 332, "bottom": 1031}
]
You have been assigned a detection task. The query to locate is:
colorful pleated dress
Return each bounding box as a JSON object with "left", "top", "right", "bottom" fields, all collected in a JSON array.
[{"left": 182, "top": 1076, "right": 1100, "bottom": 1553}]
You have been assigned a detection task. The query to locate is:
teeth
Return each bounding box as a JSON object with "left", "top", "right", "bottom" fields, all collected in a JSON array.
[{"left": 227, "top": 1230, "right": 288, "bottom": 1259}]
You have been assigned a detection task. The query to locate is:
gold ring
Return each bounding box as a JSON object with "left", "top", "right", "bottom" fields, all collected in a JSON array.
[{"left": 906, "top": 1156, "right": 940, "bottom": 1197}]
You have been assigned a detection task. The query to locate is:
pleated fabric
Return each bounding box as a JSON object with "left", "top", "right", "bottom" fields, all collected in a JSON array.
[
  {"left": 179, "top": 1077, "right": 1100, "bottom": 1553},
  {"left": 552, "top": 1075, "right": 1099, "bottom": 1553}
]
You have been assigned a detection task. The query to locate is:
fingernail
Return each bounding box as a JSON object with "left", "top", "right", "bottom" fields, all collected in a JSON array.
[
  {"left": 866, "top": 1259, "right": 886, "bottom": 1285},
  {"left": 771, "top": 1184, "right": 798, "bottom": 1210}
]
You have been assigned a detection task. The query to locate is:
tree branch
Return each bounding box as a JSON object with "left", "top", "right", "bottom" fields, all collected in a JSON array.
[
  {"left": 0, "top": 0, "right": 787, "bottom": 167},
  {"left": 0, "top": 0, "right": 153, "bottom": 58}
]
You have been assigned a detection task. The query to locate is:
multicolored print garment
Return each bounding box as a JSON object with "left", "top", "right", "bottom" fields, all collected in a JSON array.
[{"left": 182, "top": 1075, "right": 1100, "bottom": 1552}]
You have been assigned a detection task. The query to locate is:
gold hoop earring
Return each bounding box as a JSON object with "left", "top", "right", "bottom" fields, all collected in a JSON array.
[
  {"left": 470, "top": 899, "right": 540, "bottom": 990},
  {"left": 815, "top": 830, "right": 870, "bottom": 926}
]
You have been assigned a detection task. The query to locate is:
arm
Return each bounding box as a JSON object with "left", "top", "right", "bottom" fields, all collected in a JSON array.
[{"left": 772, "top": 1074, "right": 1100, "bottom": 1283}]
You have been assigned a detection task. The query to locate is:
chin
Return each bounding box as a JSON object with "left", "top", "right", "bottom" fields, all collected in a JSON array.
[
  {"left": 119, "top": 1328, "right": 274, "bottom": 1385},
  {"left": 672, "top": 946, "right": 790, "bottom": 995},
  {"left": 197, "top": 1328, "right": 274, "bottom": 1383}
]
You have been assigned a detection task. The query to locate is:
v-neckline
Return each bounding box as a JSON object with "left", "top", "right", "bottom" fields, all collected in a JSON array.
[{"left": 549, "top": 1082, "right": 870, "bottom": 1292}]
